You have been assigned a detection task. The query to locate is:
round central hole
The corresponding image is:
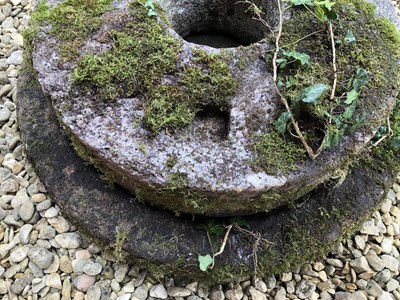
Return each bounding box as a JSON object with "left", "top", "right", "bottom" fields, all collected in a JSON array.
[
  {"left": 184, "top": 31, "right": 245, "bottom": 48},
  {"left": 165, "top": 0, "right": 279, "bottom": 48}
]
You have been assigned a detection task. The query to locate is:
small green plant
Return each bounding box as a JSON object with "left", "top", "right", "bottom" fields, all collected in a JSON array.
[
  {"left": 251, "top": 0, "right": 388, "bottom": 161},
  {"left": 321, "top": 68, "right": 368, "bottom": 149},
  {"left": 276, "top": 49, "right": 310, "bottom": 69},
  {"left": 196, "top": 220, "right": 226, "bottom": 271},
  {"left": 139, "top": 0, "right": 157, "bottom": 16}
]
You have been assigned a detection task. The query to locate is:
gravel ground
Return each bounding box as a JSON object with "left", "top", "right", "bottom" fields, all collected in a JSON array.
[{"left": 1, "top": 0, "right": 400, "bottom": 299}]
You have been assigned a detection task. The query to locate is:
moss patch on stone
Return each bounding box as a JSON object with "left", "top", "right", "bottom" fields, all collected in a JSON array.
[
  {"left": 253, "top": 131, "right": 306, "bottom": 174},
  {"left": 24, "top": 0, "right": 113, "bottom": 61},
  {"left": 72, "top": 2, "right": 237, "bottom": 132}
]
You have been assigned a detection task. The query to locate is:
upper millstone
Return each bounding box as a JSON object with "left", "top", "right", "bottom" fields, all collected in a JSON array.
[{"left": 30, "top": 0, "right": 400, "bottom": 216}]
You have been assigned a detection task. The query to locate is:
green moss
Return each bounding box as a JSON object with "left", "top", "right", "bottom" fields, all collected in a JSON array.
[
  {"left": 69, "top": 134, "right": 116, "bottom": 185},
  {"left": 50, "top": 0, "right": 113, "bottom": 60},
  {"left": 253, "top": 131, "right": 306, "bottom": 174},
  {"left": 70, "top": 2, "right": 237, "bottom": 132},
  {"left": 113, "top": 228, "right": 128, "bottom": 262},
  {"left": 370, "top": 99, "right": 400, "bottom": 172},
  {"left": 22, "top": 0, "right": 50, "bottom": 62}
]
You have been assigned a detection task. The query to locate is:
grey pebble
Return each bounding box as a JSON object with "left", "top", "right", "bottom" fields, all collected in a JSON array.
[
  {"left": 44, "top": 206, "right": 58, "bottom": 218},
  {"left": 9, "top": 245, "right": 29, "bottom": 263},
  {"left": 210, "top": 286, "right": 224, "bottom": 300},
  {"left": 19, "top": 223, "right": 33, "bottom": 244},
  {"left": 29, "top": 261, "right": 44, "bottom": 277},
  {"left": 19, "top": 198, "right": 35, "bottom": 221},
  {"left": 225, "top": 286, "right": 244, "bottom": 300},
  {"left": 39, "top": 225, "right": 56, "bottom": 240},
  {"left": 132, "top": 285, "right": 149, "bottom": 300},
  {"left": 365, "top": 250, "right": 385, "bottom": 272},
  {"left": 2, "top": 16, "right": 14, "bottom": 29},
  {"left": 36, "top": 199, "right": 52, "bottom": 211},
  {"left": 4, "top": 213, "right": 23, "bottom": 227},
  {"left": 55, "top": 232, "right": 82, "bottom": 249},
  {"left": 366, "top": 280, "right": 383, "bottom": 297},
  {"left": 150, "top": 284, "right": 168, "bottom": 299},
  {"left": 386, "top": 278, "right": 400, "bottom": 292},
  {"left": 28, "top": 246, "right": 54, "bottom": 269},
  {"left": 10, "top": 274, "right": 33, "bottom": 295},
  {"left": 32, "top": 277, "right": 46, "bottom": 294},
  {"left": 350, "top": 256, "right": 370, "bottom": 273},
  {"left": 381, "top": 254, "right": 399, "bottom": 272},
  {"left": 274, "top": 287, "right": 286, "bottom": 300},
  {"left": 295, "top": 280, "right": 316, "bottom": 299},
  {"left": 73, "top": 259, "right": 92, "bottom": 273},
  {"left": 117, "top": 294, "right": 131, "bottom": 300},
  {"left": 83, "top": 262, "right": 103, "bottom": 276},
  {"left": 47, "top": 215, "right": 70, "bottom": 233},
  {"left": 87, "top": 285, "right": 102, "bottom": 300},
  {"left": 6, "top": 50, "right": 23, "bottom": 65},
  {"left": 0, "top": 178, "right": 19, "bottom": 194},
  {"left": 168, "top": 286, "right": 192, "bottom": 298},
  {"left": 114, "top": 263, "right": 129, "bottom": 283},
  {"left": 248, "top": 286, "right": 266, "bottom": 300},
  {"left": 3, "top": 264, "right": 20, "bottom": 279},
  {"left": 73, "top": 274, "right": 96, "bottom": 292}
]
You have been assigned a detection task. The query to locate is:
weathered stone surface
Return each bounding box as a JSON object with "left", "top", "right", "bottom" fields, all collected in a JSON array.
[
  {"left": 16, "top": 0, "right": 400, "bottom": 281},
  {"left": 29, "top": 0, "right": 400, "bottom": 216}
]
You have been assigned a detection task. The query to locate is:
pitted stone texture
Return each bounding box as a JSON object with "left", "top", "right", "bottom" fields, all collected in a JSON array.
[{"left": 30, "top": 0, "right": 400, "bottom": 216}]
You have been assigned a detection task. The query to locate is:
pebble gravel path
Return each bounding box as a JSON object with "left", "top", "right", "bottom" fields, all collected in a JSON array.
[{"left": 1, "top": 0, "right": 400, "bottom": 299}]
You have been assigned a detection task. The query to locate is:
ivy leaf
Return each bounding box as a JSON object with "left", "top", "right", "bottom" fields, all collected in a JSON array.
[
  {"left": 314, "top": 0, "right": 336, "bottom": 10},
  {"left": 342, "top": 103, "right": 356, "bottom": 120},
  {"left": 390, "top": 137, "right": 400, "bottom": 149},
  {"left": 282, "top": 50, "right": 310, "bottom": 66},
  {"left": 300, "top": 84, "right": 329, "bottom": 105},
  {"left": 314, "top": 6, "right": 327, "bottom": 22},
  {"left": 276, "top": 58, "right": 288, "bottom": 69},
  {"left": 374, "top": 126, "right": 388, "bottom": 140},
  {"left": 289, "top": 0, "right": 312, "bottom": 5},
  {"left": 353, "top": 68, "right": 368, "bottom": 91},
  {"left": 148, "top": 9, "right": 157, "bottom": 16},
  {"left": 323, "top": 125, "right": 344, "bottom": 149},
  {"left": 325, "top": 9, "right": 338, "bottom": 21},
  {"left": 198, "top": 254, "right": 213, "bottom": 272},
  {"left": 144, "top": 0, "right": 155, "bottom": 10},
  {"left": 344, "top": 89, "right": 360, "bottom": 105},
  {"left": 344, "top": 29, "right": 356, "bottom": 45},
  {"left": 275, "top": 112, "right": 292, "bottom": 134}
]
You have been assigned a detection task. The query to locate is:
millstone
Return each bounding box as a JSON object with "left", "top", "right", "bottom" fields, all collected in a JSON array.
[
  {"left": 18, "top": 0, "right": 400, "bottom": 280},
  {"left": 29, "top": 0, "right": 399, "bottom": 216}
]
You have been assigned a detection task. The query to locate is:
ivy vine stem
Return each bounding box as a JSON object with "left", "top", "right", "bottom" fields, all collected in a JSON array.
[
  {"left": 210, "top": 225, "right": 233, "bottom": 269},
  {"left": 329, "top": 22, "right": 338, "bottom": 100}
]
